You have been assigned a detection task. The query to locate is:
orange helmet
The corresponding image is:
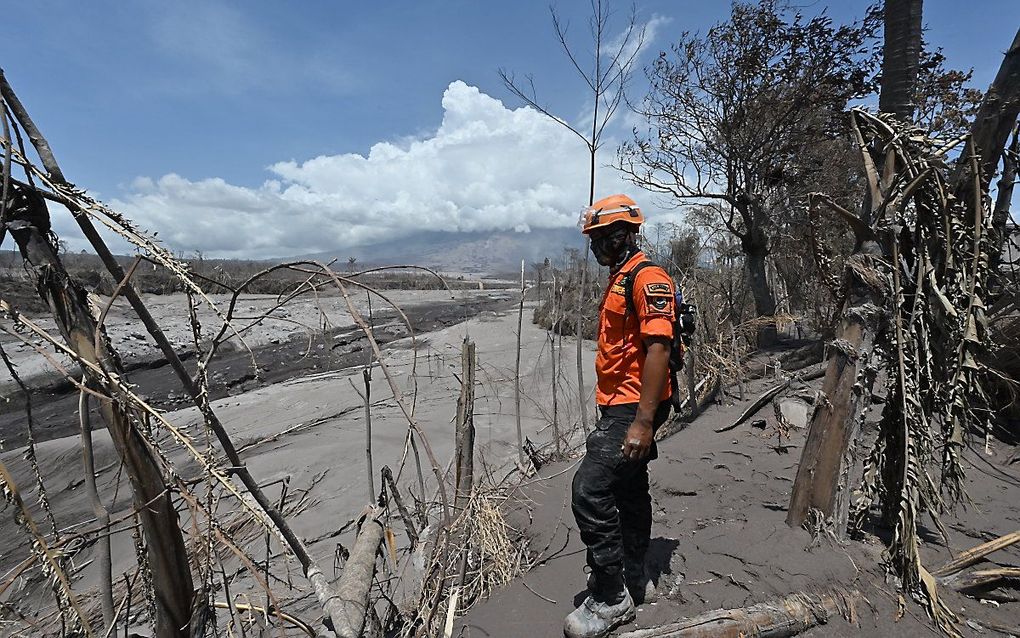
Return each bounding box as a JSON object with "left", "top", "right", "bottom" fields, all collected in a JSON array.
[{"left": 580, "top": 194, "right": 644, "bottom": 234}]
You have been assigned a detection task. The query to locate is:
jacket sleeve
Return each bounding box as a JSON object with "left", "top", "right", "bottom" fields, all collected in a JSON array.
[{"left": 633, "top": 267, "right": 674, "bottom": 340}]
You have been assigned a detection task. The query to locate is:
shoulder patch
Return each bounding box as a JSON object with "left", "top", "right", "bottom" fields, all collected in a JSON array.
[
  {"left": 647, "top": 296, "right": 671, "bottom": 312},
  {"left": 644, "top": 282, "right": 671, "bottom": 295}
]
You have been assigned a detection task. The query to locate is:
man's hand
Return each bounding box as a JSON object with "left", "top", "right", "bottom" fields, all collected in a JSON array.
[{"left": 621, "top": 418, "right": 654, "bottom": 462}]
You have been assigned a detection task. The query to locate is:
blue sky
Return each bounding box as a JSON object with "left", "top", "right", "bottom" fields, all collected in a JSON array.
[{"left": 2, "top": 1, "right": 1017, "bottom": 258}]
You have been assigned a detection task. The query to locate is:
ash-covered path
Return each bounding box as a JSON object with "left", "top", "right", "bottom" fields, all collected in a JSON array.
[{"left": 0, "top": 289, "right": 512, "bottom": 447}]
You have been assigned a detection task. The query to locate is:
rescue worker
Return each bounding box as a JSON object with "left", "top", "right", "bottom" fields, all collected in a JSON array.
[{"left": 564, "top": 194, "right": 676, "bottom": 638}]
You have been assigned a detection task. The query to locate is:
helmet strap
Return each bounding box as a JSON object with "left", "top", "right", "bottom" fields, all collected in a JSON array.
[{"left": 610, "top": 242, "right": 639, "bottom": 272}]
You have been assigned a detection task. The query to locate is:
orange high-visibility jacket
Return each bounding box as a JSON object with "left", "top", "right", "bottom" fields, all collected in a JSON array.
[{"left": 595, "top": 251, "right": 674, "bottom": 406}]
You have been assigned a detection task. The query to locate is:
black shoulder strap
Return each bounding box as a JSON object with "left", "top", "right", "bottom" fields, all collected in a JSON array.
[{"left": 623, "top": 260, "right": 656, "bottom": 317}]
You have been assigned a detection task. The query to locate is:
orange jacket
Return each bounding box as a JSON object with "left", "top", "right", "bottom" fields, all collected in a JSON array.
[{"left": 595, "top": 251, "right": 675, "bottom": 406}]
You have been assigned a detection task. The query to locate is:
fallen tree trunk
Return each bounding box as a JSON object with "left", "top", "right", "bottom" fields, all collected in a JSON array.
[
  {"left": 310, "top": 508, "right": 385, "bottom": 638},
  {"left": 617, "top": 588, "right": 860, "bottom": 638},
  {"left": 934, "top": 529, "right": 1020, "bottom": 577},
  {"left": 939, "top": 567, "right": 1020, "bottom": 595},
  {"left": 715, "top": 368, "right": 825, "bottom": 434}
]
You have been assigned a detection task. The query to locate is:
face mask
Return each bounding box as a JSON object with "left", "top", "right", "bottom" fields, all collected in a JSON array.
[{"left": 590, "top": 226, "right": 632, "bottom": 268}]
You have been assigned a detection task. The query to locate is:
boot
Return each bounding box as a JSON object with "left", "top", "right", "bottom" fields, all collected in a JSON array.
[
  {"left": 564, "top": 565, "right": 635, "bottom": 638},
  {"left": 624, "top": 561, "right": 657, "bottom": 605}
]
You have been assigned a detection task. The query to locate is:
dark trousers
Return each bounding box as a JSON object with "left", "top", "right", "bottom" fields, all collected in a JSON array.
[{"left": 571, "top": 401, "right": 670, "bottom": 572}]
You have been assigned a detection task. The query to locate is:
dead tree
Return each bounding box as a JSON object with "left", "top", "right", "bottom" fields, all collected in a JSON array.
[
  {"left": 501, "top": 0, "right": 646, "bottom": 430},
  {"left": 788, "top": 25, "right": 1020, "bottom": 532},
  {"left": 363, "top": 369, "right": 375, "bottom": 502},
  {"left": 0, "top": 68, "right": 381, "bottom": 635},
  {"left": 3, "top": 181, "right": 195, "bottom": 636},
  {"left": 786, "top": 23, "right": 1020, "bottom": 635},
  {"left": 618, "top": 2, "right": 880, "bottom": 332}
]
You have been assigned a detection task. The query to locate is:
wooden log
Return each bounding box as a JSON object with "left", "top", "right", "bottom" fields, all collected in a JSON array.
[
  {"left": 656, "top": 376, "right": 717, "bottom": 441},
  {"left": 617, "top": 588, "right": 860, "bottom": 638},
  {"left": 940, "top": 567, "right": 1020, "bottom": 594},
  {"left": 716, "top": 380, "right": 792, "bottom": 433},
  {"left": 934, "top": 529, "right": 1020, "bottom": 577},
  {"left": 310, "top": 508, "right": 385, "bottom": 638}
]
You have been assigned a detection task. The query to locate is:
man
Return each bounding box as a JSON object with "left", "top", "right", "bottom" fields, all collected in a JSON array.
[{"left": 564, "top": 194, "right": 677, "bottom": 638}]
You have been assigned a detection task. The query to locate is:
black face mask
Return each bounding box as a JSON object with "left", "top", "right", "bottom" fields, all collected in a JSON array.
[{"left": 590, "top": 226, "right": 633, "bottom": 269}]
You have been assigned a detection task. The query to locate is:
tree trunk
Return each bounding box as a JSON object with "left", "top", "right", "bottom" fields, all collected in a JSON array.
[
  {"left": 787, "top": 0, "right": 927, "bottom": 534},
  {"left": 786, "top": 251, "right": 885, "bottom": 532},
  {"left": 5, "top": 184, "right": 195, "bottom": 637},
  {"left": 878, "top": 0, "right": 923, "bottom": 121},
  {"left": 576, "top": 244, "right": 590, "bottom": 431},
  {"left": 745, "top": 245, "right": 777, "bottom": 318},
  {"left": 744, "top": 235, "right": 778, "bottom": 345},
  {"left": 551, "top": 274, "right": 561, "bottom": 456}
]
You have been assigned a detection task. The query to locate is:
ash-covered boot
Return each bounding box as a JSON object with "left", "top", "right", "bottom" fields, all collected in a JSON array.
[{"left": 564, "top": 565, "right": 635, "bottom": 638}]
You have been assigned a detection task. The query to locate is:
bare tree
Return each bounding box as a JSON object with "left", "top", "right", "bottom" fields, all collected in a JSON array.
[
  {"left": 501, "top": 0, "right": 646, "bottom": 430},
  {"left": 619, "top": 1, "right": 880, "bottom": 340}
]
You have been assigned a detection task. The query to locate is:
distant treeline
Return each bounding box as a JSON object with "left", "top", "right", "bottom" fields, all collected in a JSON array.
[{"left": 0, "top": 249, "right": 511, "bottom": 314}]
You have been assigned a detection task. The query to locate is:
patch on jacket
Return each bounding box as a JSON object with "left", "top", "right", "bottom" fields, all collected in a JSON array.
[
  {"left": 645, "top": 294, "right": 672, "bottom": 315},
  {"left": 644, "top": 282, "right": 671, "bottom": 295},
  {"left": 610, "top": 282, "right": 627, "bottom": 296}
]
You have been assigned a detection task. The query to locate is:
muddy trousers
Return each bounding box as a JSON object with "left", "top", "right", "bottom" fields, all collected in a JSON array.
[{"left": 571, "top": 401, "right": 670, "bottom": 575}]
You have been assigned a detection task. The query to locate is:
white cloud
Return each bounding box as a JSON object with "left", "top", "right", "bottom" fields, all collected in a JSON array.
[
  {"left": 104, "top": 81, "right": 636, "bottom": 259},
  {"left": 602, "top": 14, "right": 672, "bottom": 64}
]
